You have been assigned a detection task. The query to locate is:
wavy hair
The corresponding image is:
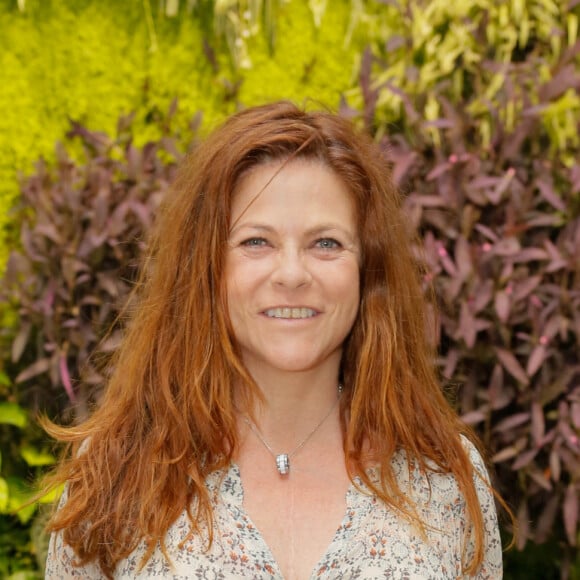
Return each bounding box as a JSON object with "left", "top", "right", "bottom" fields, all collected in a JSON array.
[{"left": 44, "top": 101, "right": 499, "bottom": 577}]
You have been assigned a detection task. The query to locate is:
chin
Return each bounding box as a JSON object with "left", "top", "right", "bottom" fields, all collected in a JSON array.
[
  {"left": 246, "top": 347, "right": 341, "bottom": 375},
  {"left": 262, "top": 357, "right": 322, "bottom": 373}
]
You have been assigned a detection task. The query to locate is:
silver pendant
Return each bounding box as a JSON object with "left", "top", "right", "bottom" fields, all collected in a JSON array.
[{"left": 276, "top": 454, "right": 290, "bottom": 475}]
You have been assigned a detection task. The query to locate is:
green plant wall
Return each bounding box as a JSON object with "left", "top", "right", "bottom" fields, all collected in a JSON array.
[
  {"left": 0, "top": 0, "right": 361, "bottom": 272},
  {"left": 4, "top": 0, "right": 578, "bottom": 576}
]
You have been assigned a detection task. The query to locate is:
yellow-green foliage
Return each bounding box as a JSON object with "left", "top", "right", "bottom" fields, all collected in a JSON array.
[
  {"left": 0, "top": 0, "right": 363, "bottom": 273},
  {"left": 237, "top": 1, "right": 360, "bottom": 108},
  {"left": 345, "top": 0, "right": 578, "bottom": 156}
]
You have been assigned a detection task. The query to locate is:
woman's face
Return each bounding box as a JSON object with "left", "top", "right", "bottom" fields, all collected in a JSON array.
[{"left": 225, "top": 158, "right": 360, "bottom": 378}]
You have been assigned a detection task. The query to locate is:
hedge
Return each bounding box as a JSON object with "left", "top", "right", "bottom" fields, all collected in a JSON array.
[{"left": 1, "top": 0, "right": 579, "bottom": 577}]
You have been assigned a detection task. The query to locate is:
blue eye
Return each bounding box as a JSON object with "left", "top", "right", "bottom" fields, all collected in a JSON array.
[
  {"left": 241, "top": 237, "right": 267, "bottom": 247},
  {"left": 316, "top": 238, "right": 340, "bottom": 250}
]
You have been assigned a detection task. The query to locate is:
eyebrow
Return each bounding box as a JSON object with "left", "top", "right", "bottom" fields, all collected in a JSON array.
[{"left": 229, "top": 223, "right": 357, "bottom": 240}]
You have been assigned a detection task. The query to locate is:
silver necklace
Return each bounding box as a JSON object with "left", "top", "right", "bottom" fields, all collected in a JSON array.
[{"left": 244, "top": 384, "right": 343, "bottom": 476}]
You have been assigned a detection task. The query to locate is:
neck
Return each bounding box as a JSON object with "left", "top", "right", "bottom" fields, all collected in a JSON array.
[
  {"left": 252, "top": 371, "right": 339, "bottom": 415},
  {"left": 236, "top": 365, "right": 342, "bottom": 450}
]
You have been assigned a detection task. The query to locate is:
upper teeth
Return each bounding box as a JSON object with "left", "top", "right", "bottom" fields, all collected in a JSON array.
[{"left": 265, "top": 307, "right": 317, "bottom": 319}]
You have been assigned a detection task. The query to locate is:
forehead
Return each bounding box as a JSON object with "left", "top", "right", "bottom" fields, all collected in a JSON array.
[{"left": 230, "top": 158, "right": 357, "bottom": 227}]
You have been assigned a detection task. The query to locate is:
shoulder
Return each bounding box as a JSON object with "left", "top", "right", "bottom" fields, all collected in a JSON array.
[
  {"left": 457, "top": 435, "right": 504, "bottom": 578},
  {"left": 377, "top": 435, "right": 500, "bottom": 543},
  {"left": 45, "top": 528, "right": 106, "bottom": 579},
  {"left": 356, "top": 438, "right": 502, "bottom": 578},
  {"left": 460, "top": 434, "right": 491, "bottom": 479},
  {"left": 383, "top": 436, "right": 488, "bottom": 503},
  {"left": 458, "top": 435, "right": 500, "bottom": 526}
]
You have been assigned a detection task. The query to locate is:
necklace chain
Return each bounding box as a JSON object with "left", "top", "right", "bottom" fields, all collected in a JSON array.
[{"left": 244, "top": 384, "right": 343, "bottom": 476}]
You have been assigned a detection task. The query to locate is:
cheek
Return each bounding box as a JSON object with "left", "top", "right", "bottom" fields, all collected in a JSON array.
[
  {"left": 224, "top": 259, "right": 263, "bottom": 321},
  {"left": 225, "top": 255, "right": 248, "bottom": 294},
  {"left": 329, "top": 263, "right": 360, "bottom": 316},
  {"left": 225, "top": 277, "right": 244, "bottom": 324},
  {"left": 227, "top": 256, "right": 274, "bottom": 297},
  {"left": 224, "top": 261, "right": 242, "bottom": 321},
  {"left": 226, "top": 266, "right": 252, "bottom": 302}
]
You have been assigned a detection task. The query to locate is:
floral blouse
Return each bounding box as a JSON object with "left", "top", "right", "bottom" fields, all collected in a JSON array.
[{"left": 45, "top": 439, "right": 502, "bottom": 579}]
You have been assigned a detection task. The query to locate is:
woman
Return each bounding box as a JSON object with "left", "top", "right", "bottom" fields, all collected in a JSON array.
[{"left": 44, "top": 101, "right": 504, "bottom": 578}]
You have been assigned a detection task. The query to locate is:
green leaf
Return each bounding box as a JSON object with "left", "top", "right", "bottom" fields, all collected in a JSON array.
[
  {"left": 0, "top": 403, "right": 27, "bottom": 428},
  {"left": 5, "top": 478, "right": 36, "bottom": 524},
  {"left": 0, "top": 478, "right": 8, "bottom": 512},
  {"left": 20, "top": 446, "right": 55, "bottom": 467},
  {"left": 13, "top": 503, "right": 36, "bottom": 525},
  {"left": 38, "top": 483, "right": 64, "bottom": 505},
  {"left": 6, "top": 573, "right": 41, "bottom": 580}
]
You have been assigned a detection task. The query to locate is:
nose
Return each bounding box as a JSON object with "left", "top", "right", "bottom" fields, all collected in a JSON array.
[{"left": 271, "top": 248, "right": 312, "bottom": 289}]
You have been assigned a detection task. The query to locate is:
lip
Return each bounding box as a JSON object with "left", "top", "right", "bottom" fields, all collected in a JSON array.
[{"left": 261, "top": 305, "right": 320, "bottom": 311}]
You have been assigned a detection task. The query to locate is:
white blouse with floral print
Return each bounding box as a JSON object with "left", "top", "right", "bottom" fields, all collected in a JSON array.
[{"left": 45, "top": 439, "right": 502, "bottom": 579}]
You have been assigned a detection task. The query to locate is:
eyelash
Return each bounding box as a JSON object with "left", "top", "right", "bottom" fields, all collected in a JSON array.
[
  {"left": 239, "top": 237, "right": 342, "bottom": 250},
  {"left": 315, "top": 238, "right": 341, "bottom": 250},
  {"left": 240, "top": 237, "right": 268, "bottom": 247}
]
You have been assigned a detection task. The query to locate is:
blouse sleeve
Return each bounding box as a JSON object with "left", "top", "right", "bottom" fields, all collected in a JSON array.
[
  {"left": 461, "top": 437, "right": 503, "bottom": 579},
  {"left": 44, "top": 487, "right": 107, "bottom": 579},
  {"left": 45, "top": 531, "right": 106, "bottom": 579}
]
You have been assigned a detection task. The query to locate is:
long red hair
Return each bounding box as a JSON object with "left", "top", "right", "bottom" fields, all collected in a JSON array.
[{"left": 44, "top": 101, "right": 497, "bottom": 577}]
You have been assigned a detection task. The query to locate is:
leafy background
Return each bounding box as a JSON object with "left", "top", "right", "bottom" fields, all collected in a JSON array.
[{"left": 1, "top": 0, "right": 579, "bottom": 577}]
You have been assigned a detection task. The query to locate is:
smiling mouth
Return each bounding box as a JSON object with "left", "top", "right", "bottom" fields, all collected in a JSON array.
[{"left": 263, "top": 307, "right": 318, "bottom": 319}]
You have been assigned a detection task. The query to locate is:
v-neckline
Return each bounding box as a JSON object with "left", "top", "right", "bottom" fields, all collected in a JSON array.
[{"left": 219, "top": 462, "right": 372, "bottom": 579}]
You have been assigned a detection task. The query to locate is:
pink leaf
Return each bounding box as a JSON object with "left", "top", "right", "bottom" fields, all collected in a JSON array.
[
  {"left": 36, "top": 223, "right": 62, "bottom": 245},
  {"left": 516, "top": 502, "right": 529, "bottom": 550},
  {"left": 496, "top": 348, "right": 530, "bottom": 385},
  {"left": 526, "top": 214, "right": 562, "bottom": 227},
  {"left": 571, "top": 402, "right": 580, "bottom": 429},
  {"left": 536, "top": 495, "right": 560, "bottom": 543},
  {"left": 512, "top": 448, "right": 539, "bottom": 470},
  {"left": 494, "top": 290, "right": 511, "bottom": 323},
  {"left": 392, "top": 152, "right": 418, "bottom": 186},
  {"left": 559, "top": 447, "right": 580, "bottom": 477},
  {"left": 15, "top": 358, "right": 51, "bottom": 383},
  {"left": 513, "top": 276, "right": 542, "bottom": 301},
  {"left": 531, "top": 401, "right": 545, "bottom": 446},
  {"left": 474, "top": 224, "right": 499, "bottom": 243},
  {"left": 443, "top": 348, "right": 460, "bottom": 379},
  {"left": 492, "top": 446, "right": 519, "bottom": 463},
  {"left": 472, "top": 279, "right": 493, "bottom": 313},
  {"left": 544, "top": 239, "right": 568, "bottom": 272},
  {"left": 494, "top": 412, "right": 530, "bottom": 432},
  {"left": 437, "top": 243, "right": 458, "bottom": 276},
  {"left": 459, "top": 302, "right": 477, "bottom": 348},
  {"left": 511, "top": 248, "right": 549, "bottom": 263},
  {"left": 537, "top": 179, "right": 567, "bottom": 212},
  {"left": 527, "top": 345, "right": 548, "bottom": 378},
  {"left": 99, "top": 331, "right": 123, "bottom": 353},
  {"left": 461, "top": 409, "right": 487, "bottom": 425},
  {"left": 493, "top": 237, "right": 521, "bottom": 256},
  {"left": 129, "top": 200, "right": 153, "bottom": 229},
  {"left": 454, "top": 236, "right": 472, "bottom": 280},
  {"left": 563, "top": 484, "right": 579, "bottom": 546},
  {"left": 470, "top": 175, "right": 499, "bottom": 189},
  {"left": 426, "top": 163, "right": 451, "bottom": 181},
  {"left": 11, "top": 322, "right": 31, "bottom": 363},
  {"left": 59, "top": 355, "right": 77, "bottom": 404},
  {"left": 488, "top": 364, "right": 507, "bottom": 410},
  {"left": 549, "top": 449, "right": 561, "bottom": 482},
  {"left": 544, "top": 315, "right": 564, "bottom": 340},
  {"left": 488, "top": 168, "right": 516, "bottom": 204},
  {"left": 528, "top": 469, "right": 552, "bottom": 491}
]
